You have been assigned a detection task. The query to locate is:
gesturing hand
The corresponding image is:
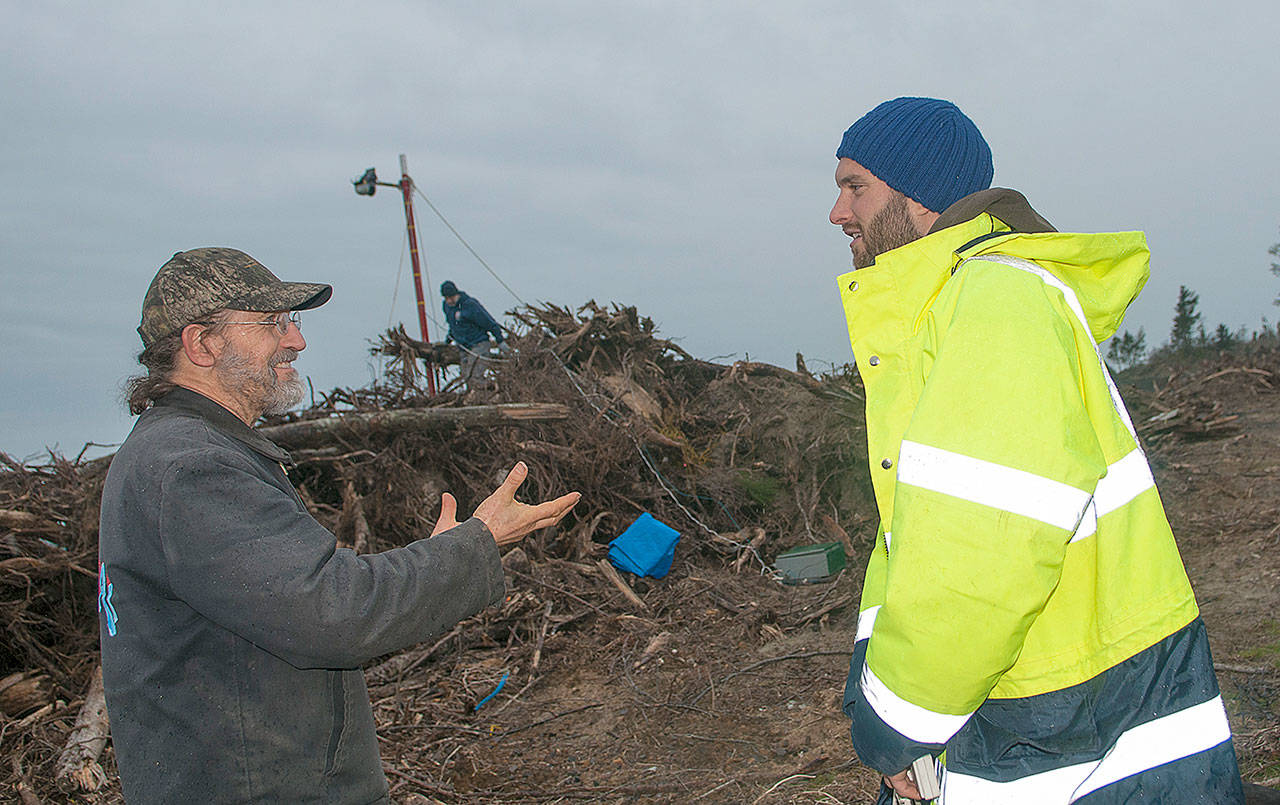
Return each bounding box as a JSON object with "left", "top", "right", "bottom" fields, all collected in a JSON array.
[
  {"left": 431, "top": 493, "right": 463, "bottom": 537},
  {"left": 431, "top": 462, "right": 580, "bottom": 546}
]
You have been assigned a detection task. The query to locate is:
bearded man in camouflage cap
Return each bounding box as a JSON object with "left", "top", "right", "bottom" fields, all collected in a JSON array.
[
  {"left": 99, "top": 248, "right": 579, "bottom": 804},
  {"left": 126, "top": 246, "right": 332, "bottom": 420}
]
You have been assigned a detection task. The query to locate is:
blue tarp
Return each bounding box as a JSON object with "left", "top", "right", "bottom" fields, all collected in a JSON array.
[{"left": 608, "top": 513, "right": 680, "bottom": 579}]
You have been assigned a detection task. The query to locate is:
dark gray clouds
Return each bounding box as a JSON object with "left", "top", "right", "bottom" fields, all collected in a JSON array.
[{"left": 4, "top": 1, "right": 1278, "bottom": 460}]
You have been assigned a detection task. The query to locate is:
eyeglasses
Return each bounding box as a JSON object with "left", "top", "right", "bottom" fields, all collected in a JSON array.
[{"left": 195, "top": 311, "right": 301, "bottom": 334}]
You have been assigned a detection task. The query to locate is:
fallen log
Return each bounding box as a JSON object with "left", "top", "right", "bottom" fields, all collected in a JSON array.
[
  {"left": 55, "top": 666, "right": 109, "bottom": 793},
  {"left": 377, "top": 333, "right": 462, "bottom": 366},
  {"left": 0, "top": 672, "right": 51, "bottom": 717},
  {"left": 726, "top": 361, "right": 822, "bottom": 392},
  {"left": 259, "top": 403, "right": 570, "bottom": 450}
]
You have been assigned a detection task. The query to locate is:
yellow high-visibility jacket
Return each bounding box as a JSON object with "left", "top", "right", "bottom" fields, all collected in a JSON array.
[{"left": 837, "top": 190, "right": 1241, "bottom": 803}]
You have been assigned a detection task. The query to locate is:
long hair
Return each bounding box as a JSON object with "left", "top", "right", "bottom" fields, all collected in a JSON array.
[
  {"left": 123, "top": 318, "right": 226, "bottom": 415},
  {"left": 124, "top": 333, "right": 184, "bottom": 415}
]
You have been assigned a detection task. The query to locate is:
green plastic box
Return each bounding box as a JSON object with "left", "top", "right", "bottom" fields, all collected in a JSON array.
[{"left": 775, "top": 542, "right": 846, "bottom": 584}]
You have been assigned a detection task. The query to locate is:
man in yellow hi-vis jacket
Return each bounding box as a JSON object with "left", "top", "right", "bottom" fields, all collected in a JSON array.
[{"left": 831, "top": 97, "right": 1244, "bottom": 804}]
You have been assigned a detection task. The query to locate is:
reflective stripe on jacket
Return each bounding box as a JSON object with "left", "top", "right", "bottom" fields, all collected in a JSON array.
[{"left": 837, "top": 197, "right": 1241, "bottom": 803}]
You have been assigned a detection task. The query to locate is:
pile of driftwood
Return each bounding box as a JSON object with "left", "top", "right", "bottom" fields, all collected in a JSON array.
[
  {"left": 9, "top": 302, "right": 1271, "bottom": 801},
  {"left": 0, "top": 452, "right": 107, "bottom": 800},
  {"left": 1128, "top": 345, "right": 1279, "bottom": 446},
  {"left": 252, "top": 301, "right": 872, "bottom": 565},
  {"left": 0, "top": 301, "right": 872, "bottom": 801}
]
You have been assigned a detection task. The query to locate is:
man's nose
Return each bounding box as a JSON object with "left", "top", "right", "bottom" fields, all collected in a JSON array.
[
  {"left": 282, "top": 322, "right": 306, "bottom": 351},
  {"left": 830, "top": 193, "right": 851, "bottom": 226}
]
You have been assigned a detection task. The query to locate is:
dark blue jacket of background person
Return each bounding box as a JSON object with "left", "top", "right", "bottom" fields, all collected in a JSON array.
[{"left": 443, "top": 292, "right": 503, "bottom": 348}]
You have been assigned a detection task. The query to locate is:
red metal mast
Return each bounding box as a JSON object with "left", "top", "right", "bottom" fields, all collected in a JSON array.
[{"left": 396, "top": 154, "right": 437, "bottom": 394}]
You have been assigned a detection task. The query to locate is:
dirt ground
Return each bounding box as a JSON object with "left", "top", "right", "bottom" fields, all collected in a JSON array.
[
  {"left": 4, "top": 340, "right": 1277, "bottom": 803},
  {"left": 353, "top": 378, "right": 1280, "bottom": 804},
  {"left": 371, "top": 559, "right": 880, "bottom": 804},
  {"left": 1147, "top": 367, "right": 1280, "bottom": 788}
]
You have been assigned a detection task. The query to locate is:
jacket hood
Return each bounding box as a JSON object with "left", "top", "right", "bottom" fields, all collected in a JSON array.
[
  {"left": 932, "top": 189, "right": 1150, "bottom": 343},
  {"left": 929, "top": 188, "right": 1057, "bottom": 236}
]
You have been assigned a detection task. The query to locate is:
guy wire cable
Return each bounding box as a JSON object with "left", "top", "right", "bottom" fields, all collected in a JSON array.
[
  {"left": 541, "top": 345, "right": 776, "bottom": 578},
  {"left": 387, "top": 225, "right": 408, "bottom": 330},
  {"left": 411, "top": 182, "right": 526, "bottom": 307},
  {"left": 378, "top": 225, "right": 411, "bottom": 379},
  {"left": 403, "top": 179, "right": 773, "bottom": 576}
]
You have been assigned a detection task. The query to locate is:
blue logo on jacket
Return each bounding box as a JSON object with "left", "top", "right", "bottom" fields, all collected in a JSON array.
[{"left": 98, "top": 562, "right": 119, "bottom": 636}]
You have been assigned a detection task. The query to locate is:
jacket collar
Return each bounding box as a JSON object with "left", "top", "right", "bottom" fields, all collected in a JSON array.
[
  {"left": 155, "top": 387, "right": 293, "bottom": 466},
  {"left": 838, "top": 213, "right": 1003, "bottom": 349},
  {"left": 838, "top": 197, "right": 1150, "bottom": 347}
]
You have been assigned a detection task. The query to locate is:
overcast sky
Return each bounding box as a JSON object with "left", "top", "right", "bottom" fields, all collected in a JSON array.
[{"left": 3, "top": 1, "right": 1279, "bottom": 462}]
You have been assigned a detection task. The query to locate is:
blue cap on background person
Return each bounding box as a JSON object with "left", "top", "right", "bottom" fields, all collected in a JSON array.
[
  {"left": 440, "top": 280, "right": 459, "bottom": 297},
  {"left": 836, "top": 97, "right": 993, "bottom": 213}
]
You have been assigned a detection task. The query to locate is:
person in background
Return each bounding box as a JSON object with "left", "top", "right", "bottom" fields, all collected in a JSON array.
[
  {"left": 99, "top": 247, "right": 580, "bottom": 803},
  {"left": 441, "top": 279, "right": 506, "bottom": 391},
  {"left": 829, "top": 98, "right": 1243, "bottom": 803}
]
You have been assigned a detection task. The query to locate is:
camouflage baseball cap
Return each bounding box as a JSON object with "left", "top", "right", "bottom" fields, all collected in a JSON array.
[{"left": 138, "top": 247, "right": 332, "bottom": 346}]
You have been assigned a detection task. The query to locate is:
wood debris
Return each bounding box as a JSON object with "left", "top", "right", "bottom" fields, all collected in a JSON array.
[{"left": 7, "top": 304, "right": 1272, "bottom": 800}]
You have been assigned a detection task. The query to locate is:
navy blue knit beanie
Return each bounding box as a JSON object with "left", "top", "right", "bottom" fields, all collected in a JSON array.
[{"left": 836, "top": 97, "right": 993, "bottom": 213}]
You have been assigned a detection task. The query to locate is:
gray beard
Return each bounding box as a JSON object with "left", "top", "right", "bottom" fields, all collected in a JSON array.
[
  {"left": 854, "top": 192, "right": 922, "bottom": 269},
  {"left": 216, "top": 347, "right": 304, "bottom": 418}
]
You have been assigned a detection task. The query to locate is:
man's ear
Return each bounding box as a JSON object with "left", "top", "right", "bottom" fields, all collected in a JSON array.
[
  {"left": 180, "top": 323, "right": 220, "bottom": 368},
  {"left": 906, "top": 197, "right": 942, "bottom": 236}
]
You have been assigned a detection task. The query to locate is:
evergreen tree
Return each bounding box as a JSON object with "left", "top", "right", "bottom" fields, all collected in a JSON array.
[
  {"left": 1271, "top": 232, "right": 1280, "bottom": 306},
  {"left": 1212, "top": 323, "right": 1237, "bottom": 350},
  {"left": 1170, "top": 286, "right": 1201, "bottom": 350},
  {"left": 1106, "top": 327, "right": 1147, "bottom": 370}
]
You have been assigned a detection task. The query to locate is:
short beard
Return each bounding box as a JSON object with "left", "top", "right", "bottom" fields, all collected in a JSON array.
[
  {"left": 855, "top": 192, "right": 923, "bottom": 269},
  {"left": 215, "top": 346, "right": 304, "bottom": 419}
]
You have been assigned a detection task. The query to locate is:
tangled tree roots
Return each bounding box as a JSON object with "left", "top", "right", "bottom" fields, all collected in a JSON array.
[
  {"left": 0, "top": 301, "right": 877, "bottom": 800},
  {"left": 6, "top": 301, "right": 1273, "bottom": 800}
]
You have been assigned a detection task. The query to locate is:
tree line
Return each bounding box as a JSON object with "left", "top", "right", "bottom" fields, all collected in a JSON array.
[{"left": 1104, "top": 233, "right": 1280, "bottom": 371}]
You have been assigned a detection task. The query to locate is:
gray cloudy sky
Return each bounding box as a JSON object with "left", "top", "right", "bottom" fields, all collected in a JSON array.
[{"left": 3, "top": 1, "right": 1279, "bottom": 461}]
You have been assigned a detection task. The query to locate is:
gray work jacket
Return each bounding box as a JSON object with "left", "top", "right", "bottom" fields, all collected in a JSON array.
[{"left": 98, "top": 388, "right": 504, "bottom": 803}]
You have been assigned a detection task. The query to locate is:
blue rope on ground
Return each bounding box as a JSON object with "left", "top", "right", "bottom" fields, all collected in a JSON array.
[{"left": 474, "top": 670, "right": 510, "bottom": 711}]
